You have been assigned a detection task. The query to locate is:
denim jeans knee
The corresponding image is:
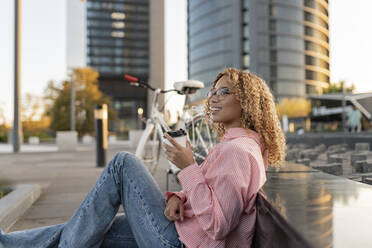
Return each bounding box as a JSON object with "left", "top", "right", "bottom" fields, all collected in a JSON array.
[{"left": 111, "top": 151, "right": 146, "bottom": 174}]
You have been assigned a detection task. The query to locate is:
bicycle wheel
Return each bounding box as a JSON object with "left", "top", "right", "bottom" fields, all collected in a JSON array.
[
  {"left": 186, "top": 115, "right": 217, "bottom": 165},
  {"left": 135, "top": 122, "right": 162, "bottom": 175}
]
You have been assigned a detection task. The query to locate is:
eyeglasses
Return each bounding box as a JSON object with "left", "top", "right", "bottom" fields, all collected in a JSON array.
[{"left": 207, "top": 87, "right": 234, "bottom": 99}]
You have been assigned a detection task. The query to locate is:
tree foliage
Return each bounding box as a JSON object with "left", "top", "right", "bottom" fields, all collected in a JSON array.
[
  {"left": 276, "top": 98, "right": 311, "bottom": 119},
  {"left": 45, "top": 67, "right": 117, "bottom": 137},
  {"left": 324, "top": 80, "right": 355, "bottom": 94},
  {"left": 22, "top": 93, "right": 46, "bottom": 122},
  {"left": 20, "top": 93, "right": 51, "bottom": 138},
  {"left": 0, "top": 103, "right": 9, "bottom": 136}
]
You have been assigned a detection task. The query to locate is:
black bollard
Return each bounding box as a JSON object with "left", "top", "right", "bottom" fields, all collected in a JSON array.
[{"left": 95, "top": 104, "right": 108, "bottom": 167}]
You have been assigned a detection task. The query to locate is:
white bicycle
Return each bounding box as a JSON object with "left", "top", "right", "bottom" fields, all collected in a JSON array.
[{"left": 124, "top": 75, "right": 218, "bottom": 180}]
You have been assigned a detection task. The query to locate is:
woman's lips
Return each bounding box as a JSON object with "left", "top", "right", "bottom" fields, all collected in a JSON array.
[{"left": 210, "top": 107, "right": 222, "bottom": 114}]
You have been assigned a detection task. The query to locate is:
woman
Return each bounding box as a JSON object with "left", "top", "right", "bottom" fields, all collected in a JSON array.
[{"left": 0, "top": 68, "right": 285, "bottom": 248}]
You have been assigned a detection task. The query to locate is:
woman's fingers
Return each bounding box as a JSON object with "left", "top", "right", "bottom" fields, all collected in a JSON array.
[
  {"left": 162, "top": 142, "right": 173, "bottom": 151},
  {"left": 163, "top": 146, "right": 180, "bottom": 165},
  {"left": 164, "top": 150, "right": 175, "bottom": 162},
  {"left": 165, "top": 210, "right": 179, "bottom": 221},
  {"left": 164, "top": 206, "right": 175, "bottom": 221},
  {"left": 164, "top": 200, "right": 184, "bottom": 221},
  {"left": 170, "top": 207, "right": 179, "bottom": 220},
  {"left": 163, "top": 139, "right": 195, "bottom": 169},
  {"left": 164, "top": 133, "right": 182, "bottom": 149},
  {"left": 186, "top": 140, "right": 191, "bottom": 149}
]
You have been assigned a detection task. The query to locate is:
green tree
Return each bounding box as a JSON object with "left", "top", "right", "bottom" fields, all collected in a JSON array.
[
  {"left": 45, "top": 67, "right": 117, "bottom": 137},
  {"left": 324, "top": 80, "right": 355, "bottom": 94}
]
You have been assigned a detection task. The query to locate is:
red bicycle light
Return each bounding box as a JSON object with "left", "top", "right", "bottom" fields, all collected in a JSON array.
[{"left": 124, "top": 75, "right": 138, "bottom": 82}]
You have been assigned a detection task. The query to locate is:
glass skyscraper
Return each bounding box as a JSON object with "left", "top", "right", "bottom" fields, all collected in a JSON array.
[
  {"left": 188, "top": 0, "right": 330, "bottom": 102},
  {"left": 86, "top": 0, "right": 149, "bottom": 132}
]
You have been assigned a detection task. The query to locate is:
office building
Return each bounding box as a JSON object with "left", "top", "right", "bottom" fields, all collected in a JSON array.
[
  {"left": 188, "top": 0, "right": 330, "bottom": 102},
  {"left": 86, "top": 0, "right": 165, "bottom": 131}
]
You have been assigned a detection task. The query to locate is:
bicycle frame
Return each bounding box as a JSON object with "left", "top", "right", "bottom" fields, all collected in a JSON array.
[
  {"left": 135, "top": 89, "right": 170, "bottom": 158},
  {"left": 125, "top": 74, "right": 215, "bottom": 179}
]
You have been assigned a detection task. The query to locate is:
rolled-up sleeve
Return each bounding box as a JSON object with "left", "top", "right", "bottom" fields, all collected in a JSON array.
[
  {"left": 177, "top": 144, "right": 253, "bottom": 240},
  {"left": 165, "top": 190, "right": 187, "bottom": 203}
]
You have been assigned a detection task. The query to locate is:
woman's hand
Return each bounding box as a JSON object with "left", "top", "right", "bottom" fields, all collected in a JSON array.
[
  {"left": 164, "top": 195, "right": 184, "bottom": 221},
  {"left": 163, "top": 133, "right": 195, "bottom": 170}
]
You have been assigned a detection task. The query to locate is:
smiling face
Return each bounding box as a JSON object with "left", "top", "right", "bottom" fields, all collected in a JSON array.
[{"left": 208, "top": 75, "right": 242, "bottom": 129}]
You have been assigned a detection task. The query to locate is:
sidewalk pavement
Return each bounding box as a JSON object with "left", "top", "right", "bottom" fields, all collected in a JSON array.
[
  {"left": 0, "top": 143, "right": 180, "bottom": 232},
  {"left": 0, "top": 140, "right": 132, "bottom": 153}
]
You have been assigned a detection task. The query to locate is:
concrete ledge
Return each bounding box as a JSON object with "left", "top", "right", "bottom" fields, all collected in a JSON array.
[
  {"left": 0, "top": 184, "right": 42, "bottom": 232},
  {"left": 264, "top": 162, "right": 372, "bottom": 247},
  {"left": 57, "top": 131, "right": 78, "bottom": 152},
  {"left": 286, "top": 132, "right": 372, "bottom": 149}
]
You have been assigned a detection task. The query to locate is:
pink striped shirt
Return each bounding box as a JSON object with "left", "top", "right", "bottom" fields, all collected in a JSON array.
[{"left": 166, "top": 127, "right": 268, "bottom": 248}]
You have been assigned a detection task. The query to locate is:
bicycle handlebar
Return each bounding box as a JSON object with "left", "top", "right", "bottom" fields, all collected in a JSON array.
[
  {"left": 124, "top": 75, "right": 139, "bottom": 82},
  {"left": 124, "top": 74, "right": 179, "bottom": 94}
]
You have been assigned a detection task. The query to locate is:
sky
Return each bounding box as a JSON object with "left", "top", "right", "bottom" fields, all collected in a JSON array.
[
  {"left": 1, "top": 0, "right": 372, "bottom": 125},
  {"left": 328, "top": 0, "right": 372, "bottom": 91},
  {"left": 0, "top": 0, "right": 67, "bottom": 124}
]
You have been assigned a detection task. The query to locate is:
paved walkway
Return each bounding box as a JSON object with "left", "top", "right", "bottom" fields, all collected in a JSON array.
[
  {"left": 0, "top": 140, "right": 132, "bottom": 153},
  {"left": 0, "top": 143, "right": 180, "bottom": 232}
]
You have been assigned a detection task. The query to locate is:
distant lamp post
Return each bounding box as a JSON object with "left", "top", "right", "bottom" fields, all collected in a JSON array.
[
  {"left": 13, "top": 0, "right": 22, "bottom": 153},
  {"left": 137, "top": 107, "right": 144, "bottom": 129},
  {"left": 70, "top": 72, "right": 75, "bottom": 131}
]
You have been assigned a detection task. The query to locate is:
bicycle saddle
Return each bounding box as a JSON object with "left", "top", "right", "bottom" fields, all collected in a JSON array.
[{"left": 173, "top": 80, "right": 204, "bottom": 94}]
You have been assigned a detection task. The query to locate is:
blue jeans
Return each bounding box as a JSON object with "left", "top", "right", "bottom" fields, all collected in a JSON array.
[{"left": 0, "top": 152, "right": 184, "bottom": 248}]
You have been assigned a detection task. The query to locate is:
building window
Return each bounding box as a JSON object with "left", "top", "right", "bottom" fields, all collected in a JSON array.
[
  {"left": 244, "top": 41, "right": 250, "bottom": 53},
  {"left": 305, "top": 55, "right": 329, "bottom": 69},
  {"left": 305, "top": 41, "right": 329, "bottom": 56},
  {"left": 306, "top": 70, "right": 315, "bottom": 80},
  {"left": 304, "top": 26, "right": 313, "bottom": 36},
  {"left": 270, "top": 35, "right": 276, "bottom": 47},
  {"left": 306, "top": 70, "right": 329, "bottom": 82},
  {"left": 243, "top": 55, "right": 250, "bottom": 67},
  {"left": 271, "top": 66, "right": 277, "bottom": 78},
  {"left": 243, "top": 11, "right": 249, "bottom": 24},
  {"left": 269, "top": 4, "right": 277, "bottom": 17},
  {"left": 270, "top": 51, "right": 277, "bottom": 62},
  {"left": 304, "top": 26, "right": 329, "bottom": 42},
  {"left": 304, "top": 0, "right": 315, "bottom": 8},
  {"left": 269, "top": 20, "right": 276, "bottom": 32},
  {"left": 112, "top": 22, "right": 125, "bottom": 29},
  {"left": 111, "top": 12, "right": 126, "bottom": 20},
  {"left": 243, "top": 25, "right": 249, "bottom": 39},
  {"left": 305, "top": 55, "right": 315, "bottom": 65},
  {"left": 304, "top": 11, "right": 329, "bottom": 29}
]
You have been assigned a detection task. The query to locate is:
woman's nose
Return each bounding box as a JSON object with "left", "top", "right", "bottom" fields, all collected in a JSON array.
[{"left": 210, "top": 95, "right": 220, "bottom": 103}]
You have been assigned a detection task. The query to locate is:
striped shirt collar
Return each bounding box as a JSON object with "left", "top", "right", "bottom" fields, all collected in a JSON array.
[
  {"left": 222, "top": 127, "right": 269, "bottom": 169},
  {"left": 222, "top": 127, "right": 253, "bottom": 141}
]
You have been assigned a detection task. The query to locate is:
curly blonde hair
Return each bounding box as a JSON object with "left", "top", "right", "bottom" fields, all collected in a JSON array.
[{"left": 205, "top": 67, "right": 286, "bottom": 166}]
